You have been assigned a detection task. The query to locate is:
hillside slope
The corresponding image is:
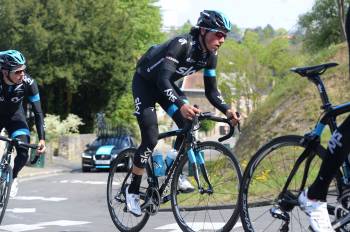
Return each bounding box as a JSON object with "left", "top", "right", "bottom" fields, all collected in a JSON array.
[{"left": 235, "top": 43, "right": 349, "bottom": 166}]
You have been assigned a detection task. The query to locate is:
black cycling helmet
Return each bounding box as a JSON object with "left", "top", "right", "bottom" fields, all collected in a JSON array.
[
  {"left": 0, "top": 50, "right": 26, "bottom": 71},
  {"left": 196, "top": 10, "right": 232, "bottom": 33}
]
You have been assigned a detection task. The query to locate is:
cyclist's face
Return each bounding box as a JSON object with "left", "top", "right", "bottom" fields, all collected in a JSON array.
[
  {"left": 203, "top": 30, "right": 226, "bottom": 52},
  {"left": 8, "top": 65, "right": 26, "bottom": 84}
]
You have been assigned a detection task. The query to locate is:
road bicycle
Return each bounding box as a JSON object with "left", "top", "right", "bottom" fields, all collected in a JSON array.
[
  {"left": 0, "top": 135, "right": 39, "bottom": 224},
  {"left": 107, "top": 112, "right": 242, "bottom": 232},
  {"left": 239, "top": 62, "right": 350, "bottom": 231}
]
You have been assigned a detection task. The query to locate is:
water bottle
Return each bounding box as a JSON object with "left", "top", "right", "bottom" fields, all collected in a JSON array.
[
  {"left": 165, "top": 149, "right": 177, "bottom": 173},
  {"left": 152, "top": 150, "right": 165, "bottom": 177}
]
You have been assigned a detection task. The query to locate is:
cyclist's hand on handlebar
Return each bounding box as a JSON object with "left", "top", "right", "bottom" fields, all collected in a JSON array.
[
  {"left": 37, "top": 139, "right": 46, "bottom": 154},
  {"left": 180, "top": 104, "right": 201, "bottom": 120},
  {"left": 226, "top": 109, "right": 240, "bottom": 126}
]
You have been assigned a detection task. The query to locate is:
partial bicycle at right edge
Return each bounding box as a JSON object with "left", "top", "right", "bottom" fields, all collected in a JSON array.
[
  {"left": 107, "top": 111, "right": 242, "bottom": 232},
  {"left": 239, "top": 62, "right": 350, "bottom": 231}
]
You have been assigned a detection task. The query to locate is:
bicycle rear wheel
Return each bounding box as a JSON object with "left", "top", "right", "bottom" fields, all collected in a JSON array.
[
  {"left": 0, "top": 165, "right": 12, "bottom": 224},
  {"left": 107, "top": 148, "right": 150, "bottom": 232},
  {"left": 240, "top": 135, "right": 338, "bottom": 232},
  {"left": 171, "top": 141, "right": 242, "bottom": 232}
]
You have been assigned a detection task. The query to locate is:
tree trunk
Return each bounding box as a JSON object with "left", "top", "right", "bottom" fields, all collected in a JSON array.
[{"left": 338, "top": 0, "right": 347, "bottom": 41}]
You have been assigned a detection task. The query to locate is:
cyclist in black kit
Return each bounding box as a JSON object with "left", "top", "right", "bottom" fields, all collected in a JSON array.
[
  {"left": 0, "top": 50, "right": 46, "bottom": 197},
  {"left": 127, "top": 10, "right": 240, "bottom": 216},
  {"left": 297, "top": 7, "right": 350, "bottom": 232}
]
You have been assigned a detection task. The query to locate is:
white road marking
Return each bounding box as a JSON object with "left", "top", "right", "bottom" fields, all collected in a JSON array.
[
  {"left": 58, "top": 179, "right": 106, "bottom": 185},
  {"left": 6, "top": 208, "right": 36, "bottom": 213},
  {"left": 0, "top": 220, "right": 91, "bottom": 232},
  {"left": 155, "top": 222, "right": 242, "bottom": 232},
  {"left": 12, "top": 196, "right": 67, "bottom": 202},
  {"left": 55, "top": 179, "right": 122, "bottom": 185}
]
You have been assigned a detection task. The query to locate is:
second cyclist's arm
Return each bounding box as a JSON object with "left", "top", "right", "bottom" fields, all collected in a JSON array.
[{"left": 27, "top": 77, "right": 45, "bottom": 140}]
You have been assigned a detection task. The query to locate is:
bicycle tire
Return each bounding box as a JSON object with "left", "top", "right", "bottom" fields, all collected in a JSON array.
[
  {"left": 107, "top": 148, "right": 150, "bottom": 232},
  {"left": 0, "top": 165, "right": 12, "bottom": 224},
  {"left": 239, "top": 135, "right": 338, "bottom": 232},
  {"left": 171, "top": 141, "right": 242, "bottom": 232}
]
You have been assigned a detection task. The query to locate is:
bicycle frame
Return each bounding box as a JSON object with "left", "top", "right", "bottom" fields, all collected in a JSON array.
[
  {"left": 280, "top": 68, "right": 350, "bottom": 209},
  {"left": 140, "top": 113, "right": 234, "bottom": 205}
]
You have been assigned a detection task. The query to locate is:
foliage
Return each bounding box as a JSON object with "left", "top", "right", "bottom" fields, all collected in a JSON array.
[
  {"left": 108, "top": 91, "right": 139, "bottom": 139},
  {"left": 0, "top": 0, "right": 164, "bottom": 132},
  {"left": 199, "top": 120, "right": 215, "bottom": 133},
  {"left": 234, "top": 43, "right": 348, "bottom": 162},
  {"left": 44, "top": 114, "right": 84, "bottom": 141},
  {"left": 298, "top": 0, "right": 350, "bottom": 53},
  {"left": 217, "top": 28, "right": 300, "bottom": 114},
  {"left": 166, "top": 21, "right": 193, "bottom": 38}
]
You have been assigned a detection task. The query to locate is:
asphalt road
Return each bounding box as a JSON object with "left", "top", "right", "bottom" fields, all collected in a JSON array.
[{"left": 0, "top": 171, "right": 244, "bottom": 232}]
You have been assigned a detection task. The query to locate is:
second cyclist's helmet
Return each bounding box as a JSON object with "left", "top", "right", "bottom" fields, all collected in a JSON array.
[
  {"left": 0, "top": 50, "right": 26, "bottom": 70},
  {"left": 197, "top": 10, "right": 232, "bottom": 33}
]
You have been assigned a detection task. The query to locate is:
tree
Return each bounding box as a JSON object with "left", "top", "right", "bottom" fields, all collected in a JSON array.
[
  {"left": 337, "top": 0, "right": 347, "bottom": 40},
  {"left": 0, "top": 0, "right": 164, "bottom": 132},
  {"left": 298, "top": 0, "right": 350, "bottom": 52}
]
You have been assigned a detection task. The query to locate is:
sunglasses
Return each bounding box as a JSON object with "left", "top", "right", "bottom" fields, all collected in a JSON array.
[
  {"left": 214, "top": 31, "right": 227, "bottom": 39},
  {"left": 204, "top": 28, "right": 227, "bottom": 39},
  {"left": 10, "top": 68, "right": 26, "bottom": 75}
]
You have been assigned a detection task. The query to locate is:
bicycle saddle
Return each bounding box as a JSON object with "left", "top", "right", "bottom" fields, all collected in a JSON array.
[{"left": 290, "top": 62, "right": 338, "bottom": 77}]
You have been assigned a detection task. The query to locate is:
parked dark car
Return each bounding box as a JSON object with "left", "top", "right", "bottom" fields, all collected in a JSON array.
[{"left": 81, "top": 135, "right": 137, "bottom": 172}]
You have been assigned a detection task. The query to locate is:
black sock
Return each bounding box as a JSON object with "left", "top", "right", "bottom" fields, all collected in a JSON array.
[{"left": 128, "top": 173, "right": 142, "bottom": 194}]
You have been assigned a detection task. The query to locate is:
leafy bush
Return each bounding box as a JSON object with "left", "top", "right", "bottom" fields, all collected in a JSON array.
[{"left": 44, "top": 114, "right": 84, "bottom": 141}]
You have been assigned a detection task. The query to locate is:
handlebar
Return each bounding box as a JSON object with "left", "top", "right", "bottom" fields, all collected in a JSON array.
[
  {"left": 0, "top": 135, "right": 41, "bottom": 164},
  {"left": 197, "top": 112, "right": 240, "bottom": 142}
]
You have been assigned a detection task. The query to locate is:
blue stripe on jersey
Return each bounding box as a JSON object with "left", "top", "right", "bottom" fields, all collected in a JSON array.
[
  {"left": 204, "top": 69, "right": 216, "bottom": 77},
  {"left": 11, "top": 128, "right": 30, "bottom": 138},
  {"left": 28, "top": 93, "right": 40, "bottom": 102},
  {"left": 167, "top": 104, "right": 178, "bottom": 117}
]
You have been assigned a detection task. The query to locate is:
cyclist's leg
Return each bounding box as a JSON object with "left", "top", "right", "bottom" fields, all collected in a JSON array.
[
  {"left": 6, "top": 115, "right": 30, "bottom": 179},
  {"left": 158, "top": 85, "right": 194, "bottom": 191},
  {"left": 299, "top": 115, "right": 350, "bottom": 231},
  {"left": 130, "top": 73, "right": 158, "bottom": 195},
  {"left": 158, "top": 82, "right": 189, "bottom": 151},
  {"left": 308, "top": 115, "right": 350, "bottom": 200}
]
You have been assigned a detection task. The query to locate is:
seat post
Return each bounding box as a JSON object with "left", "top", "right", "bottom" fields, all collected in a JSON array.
[{"left": 308, "top": 75, "right": 332, "bottom": 111}]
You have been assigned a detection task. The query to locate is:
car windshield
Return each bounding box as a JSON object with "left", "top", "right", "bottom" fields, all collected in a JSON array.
[{"left": 90, "top": 137, "right": 130, "bottom": 149}]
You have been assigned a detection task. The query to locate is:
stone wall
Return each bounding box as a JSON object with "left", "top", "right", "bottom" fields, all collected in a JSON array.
[{"left": 58, "top": 134, "right": 96, "bottom": 161}]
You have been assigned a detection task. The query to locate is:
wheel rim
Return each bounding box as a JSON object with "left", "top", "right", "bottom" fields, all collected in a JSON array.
[
  {"left": 241, "top": 136, "right": 338, "bottom": 232},
  {"left": 107, "top": 149, "right": 150, "bottom": 231},
  {"left": 172, "top": 143, "right": 241, "bottom": 231}
]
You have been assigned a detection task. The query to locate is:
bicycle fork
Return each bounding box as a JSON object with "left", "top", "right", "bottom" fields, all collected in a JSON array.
[{"left": 187, "top": 148, "right": 213, "bottom": 194}]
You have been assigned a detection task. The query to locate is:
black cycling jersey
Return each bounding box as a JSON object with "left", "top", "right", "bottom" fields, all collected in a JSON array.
[
  {"left": 131, "top": 32, "right": 230, "bottom": 170},
  {"left": 136, "top": 33, "right": 229, "bottom": 114},
  {"left": 0, "top": 73, "right": 45, "bottom": 140}
]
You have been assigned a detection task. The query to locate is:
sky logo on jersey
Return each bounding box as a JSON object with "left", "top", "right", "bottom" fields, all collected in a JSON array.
[
  {"left": 176, "top": 66, "right": 196, "bottom": 76},
  {"left": 164, "top": 89, "right": 177, "bottom": 102},
  {"left": 186, "top": 57, "right": 196, "bottom": 63},
  {"left": 178, "top": 38, "right": 187, "bottom": 45}
]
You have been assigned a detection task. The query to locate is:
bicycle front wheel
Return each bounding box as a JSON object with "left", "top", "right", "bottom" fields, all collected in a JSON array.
[
  {"left": 0, "top": 165, "right": 12, "bottom": 224},
  {"left": 107, "top": 148, "right": 150, "bottom": 232},
  {"left": 171, "top": 141, "right": 242, "bottom": 232},
  {"left": 240, "top": 135, "right": 337, "bottom": 232}
]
